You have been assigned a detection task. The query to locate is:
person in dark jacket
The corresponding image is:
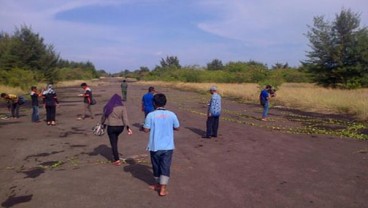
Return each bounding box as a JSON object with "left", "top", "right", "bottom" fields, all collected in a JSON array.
[
  {"left": 101, "top": 94, "right": 133, "bottom": 166},
  {"left": 121, "top": 80, "right": 128, "bottom": 101},
  {"left": 42, "top": 84, "right": 59, "bottom": 126},
  {"left": 78, "top": 83, "right": 94, "bottom": 119}
]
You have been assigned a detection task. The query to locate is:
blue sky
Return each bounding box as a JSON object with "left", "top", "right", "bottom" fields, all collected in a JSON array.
[{"left": 1, "top": 0, "right": 367, "bottom": 72}]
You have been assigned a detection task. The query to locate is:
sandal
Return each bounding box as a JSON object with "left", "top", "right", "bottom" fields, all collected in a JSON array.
[{"left": 112, "top": 160, "right": 122, "bottom": 166}]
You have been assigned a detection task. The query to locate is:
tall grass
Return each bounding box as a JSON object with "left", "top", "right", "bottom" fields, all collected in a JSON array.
[
  {"left": 0, "top": 85, "right": 25, "bottom": 95},
  {"left": 139, "top": 81, "right": 368, "bottom": 121}
]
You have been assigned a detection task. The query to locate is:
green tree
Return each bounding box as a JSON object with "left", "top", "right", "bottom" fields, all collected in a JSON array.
[
  {"left": 159, "top": 56, "right": 181, "bottom": 69},
  {"left": 207, "top": 59, "right": 224, "bottom": 70},
  {"left": 0, "top": 26, "right": 60, "bottom": 83},
  {"left": 304, "top": 9, "right": 368, "bottom": 88}
]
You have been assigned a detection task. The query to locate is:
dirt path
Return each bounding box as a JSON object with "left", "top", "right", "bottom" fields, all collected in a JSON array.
[{"left": 0, "top": 78, "right": 367, "bottom": 208}]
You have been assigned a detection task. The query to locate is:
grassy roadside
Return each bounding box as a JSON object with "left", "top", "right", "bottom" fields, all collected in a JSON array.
[{"left": 138, "top": 81, "right": 368, "bottom": 121}]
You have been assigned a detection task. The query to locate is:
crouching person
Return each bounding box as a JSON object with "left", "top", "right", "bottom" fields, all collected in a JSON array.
[{"left": 143, "top": 93, "right": 180, "bottom": 197}]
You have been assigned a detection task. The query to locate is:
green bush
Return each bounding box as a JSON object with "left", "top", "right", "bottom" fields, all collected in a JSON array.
[{"left": 0, "top": 68, "right": 39, "bottom": 90}]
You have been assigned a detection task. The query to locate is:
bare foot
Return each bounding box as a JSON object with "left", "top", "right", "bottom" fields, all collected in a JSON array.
[
  {"left": 148, "top": 184, "right": 161, "bottom": 191},
  {"left": 159, "top": 185, "right": 168, "bottom": 196}
]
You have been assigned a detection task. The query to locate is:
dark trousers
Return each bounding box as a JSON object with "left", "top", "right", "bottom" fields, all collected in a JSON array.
[
  {"left": 10, "top": 103, "right": 20, "bottom": 118},
  {"left": 121, "top": 90, "right": 127, "bottom": 101},
  {"left": 150, "top": 150, "right": 173, "bottom": 178},
  {"left": 206, "top": 116, "right": 220, "bottom": 137},
  {"left": 107, "top": 126, "right": 124, "bottom": 161},
  {"left": 46, "top": 106, "right": 56, "bottom": 122}
]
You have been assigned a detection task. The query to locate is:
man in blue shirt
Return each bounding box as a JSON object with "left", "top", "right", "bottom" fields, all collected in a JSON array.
[
  {"left": 143, "top": 93, "right": 180, "bottom": 197},
  {"left": 203, "top": 86, "right": 221, "bottom": 139},
  {"left": 259, "top": 85, "right": 273, "bottom": 121},
  {"left": 142, "top": 86, "right": 155, "bottom": 117}
]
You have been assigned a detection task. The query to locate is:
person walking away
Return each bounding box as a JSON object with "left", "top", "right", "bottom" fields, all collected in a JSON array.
[
  {"left": 259, "top": 85, "right": 273, "bottom": 121},
  {"left": 121, "top": 79, "right": 128, "bottom": 101},
  {"left": 142, "top": 86, "right": 155, "bottom": 117},
  {"left": 203, "top": 86, "right": 221, "bottom": 139},
  {"left": 42, "top": 85, "right": 59, "bottom": 126},
  {"left": 78, "top": 83, "right": 94, "bottom": 119},
  {"left": 140, "top": 86, "right": 155, "bottom": 129},
  {"left": 143, "top": 93, "right": 180, "bottom": 196},
  {"left": 30, "top": 86, "right": 41, "bottom": 122},
  {"left": 101, "top": 94, "right": 133, "bottom": 166},
  {"left": 1, "top": 93, "right": 20, "bottom": 119}
]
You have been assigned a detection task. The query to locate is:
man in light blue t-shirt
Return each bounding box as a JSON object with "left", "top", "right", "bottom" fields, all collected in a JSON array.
[{"left": 143, "top": 93, "right": 180, "bottom": 197}]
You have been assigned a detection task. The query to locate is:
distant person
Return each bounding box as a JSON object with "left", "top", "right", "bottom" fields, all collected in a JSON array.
[
  {"left": 101, "top": 94, "right": 132, "bottom": 166},
  {"left": 143, "top": 93, "right": 180, "bottom": 197},
  {"left": 30, "top": 86, "right": 41, "bottom": 122},
  {"left": 259, "top": 85, "right": 275, "bottom": 121},
  {"left": 1, "top": 93, "right": 20, "bottom": 119},
  {"left": 203, "top": 86, "right": 222, "bottom": 139},
  {"left": 142, "top": 86, "right": 155, "bottom": 117},
  {"left": 121, "top": 79, "right": 128, "bottom": 101},
  {"left": 78, "top": 83, "right": 94, "bottom": 119},
  {"left": 42, "top": 84, "right": 59, "bottom": 126}
]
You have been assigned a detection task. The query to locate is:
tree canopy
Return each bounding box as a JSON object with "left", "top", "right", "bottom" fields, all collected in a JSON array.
[
  {"left": 304, "top": 9, "right": 368, "bottom": 88},
  {"left": 0, "top": 25, "right": 99, "bottom": 89}
]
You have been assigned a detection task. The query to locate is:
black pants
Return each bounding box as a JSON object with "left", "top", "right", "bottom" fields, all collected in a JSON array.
[
  {"left": 46, "top": 106, "right": 56, "bottom": 122},
  {"left": 206, "top": 116, "right": 220, "bottom": 137},
  {"left": 10, "top": 103, "right": 20, "bottom": 118},
  {"left": 107, "top": 126, "right": 124, "bottom": 161}
]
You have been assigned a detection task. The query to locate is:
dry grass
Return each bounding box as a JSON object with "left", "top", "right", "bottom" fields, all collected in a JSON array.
[
  {"left": 277, "top": 83, "right": 368, "bottom": 120},
  {"left": 139, "top": 81, "right": 368, "bottom": 121},
  {"left": 55, "top": 79, "right": 101, "bottom": 88},
  {"left": 0, "top": 85, "right": 25, "bottom": 95}
]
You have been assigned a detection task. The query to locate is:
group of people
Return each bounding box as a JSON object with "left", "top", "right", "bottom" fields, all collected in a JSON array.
[
  {"left": 1, "top": 80, "right": 275, "bottom": 197},
  {"left": 1, "top": 84, "right": 59, "bottom": 125},
  {"left": 102, "top": 83, "right": 179, "bottom": 196},
  {"left": 1, "top": 82, "right": 95, "bottom": 125}
]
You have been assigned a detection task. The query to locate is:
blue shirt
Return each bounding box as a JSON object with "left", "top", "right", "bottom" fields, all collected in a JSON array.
[
  {"left": 208, "top": 93, "right": 221, "bottom": 116},
  {"left": 142, "top": 92, "right": 154, "bottom": 113},
  {"left": 260, "top": 89, "right": 269, "bottom": 104},
  {"left": 144, "top": 109, "right": 180, "bottom": 151}
]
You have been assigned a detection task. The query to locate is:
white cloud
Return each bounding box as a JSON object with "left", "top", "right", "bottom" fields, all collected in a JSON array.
[
  {"left": 1, "top": 0, "right": 367, "bottom": 71},
  {"left": 196, "top": 0, "right": 368, "bottom": 46}
]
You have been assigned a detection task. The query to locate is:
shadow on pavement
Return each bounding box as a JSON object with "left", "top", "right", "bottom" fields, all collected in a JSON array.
[
  {"left": 185, "top": 127, "right": 206, "bottom": 137},
  {"left": 123, "top": 159, "right": 155, "bottom": 185},
  {"left": 1, "top": 194, "right": 33, "bottom": 208},
  {"left": 89, "top": 144, "right": 112, "bottom": 161}
]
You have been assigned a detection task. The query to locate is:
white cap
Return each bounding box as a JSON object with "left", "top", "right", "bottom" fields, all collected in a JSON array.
[{"left": 210, "top": 86, "right": 217, "bottom": 91}]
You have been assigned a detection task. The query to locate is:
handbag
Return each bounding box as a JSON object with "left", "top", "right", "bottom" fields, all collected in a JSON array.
[{"left": 92, "top": 123, "right": 105, "bottom": 136}]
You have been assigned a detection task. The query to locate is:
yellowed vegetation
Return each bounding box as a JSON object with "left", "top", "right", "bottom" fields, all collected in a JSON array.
[
  {"left": 55, "top": 80, "right": 100, "bottom": 88},
  {"left": 0, "top": 85, "right": 25, "bottom": 95},
  {"left": 139, "top": 81, "right": 368, "bottom": 121}
]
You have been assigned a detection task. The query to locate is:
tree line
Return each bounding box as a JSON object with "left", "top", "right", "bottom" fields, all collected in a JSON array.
[
  {"left": 120, "top": 9, "right": 368, "bottom": 89},
  {"left": 1, "top": 9, "right": 367, "bottom": 89},
  {"left": 0, "top": 26, "right": 100, "bottom": 89}
]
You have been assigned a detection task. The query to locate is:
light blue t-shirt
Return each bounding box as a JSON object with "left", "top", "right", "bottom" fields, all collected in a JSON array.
[{"left": 144, "top": 109, "right": 180, "bottom": 151}]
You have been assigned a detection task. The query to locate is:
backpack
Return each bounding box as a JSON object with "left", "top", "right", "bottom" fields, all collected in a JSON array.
[
  {"left": 91, "top": 98, "right": 97, "bottom": 105},
  {"left": 18, "top": 96, "right": 26, "bottom": 105}
]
